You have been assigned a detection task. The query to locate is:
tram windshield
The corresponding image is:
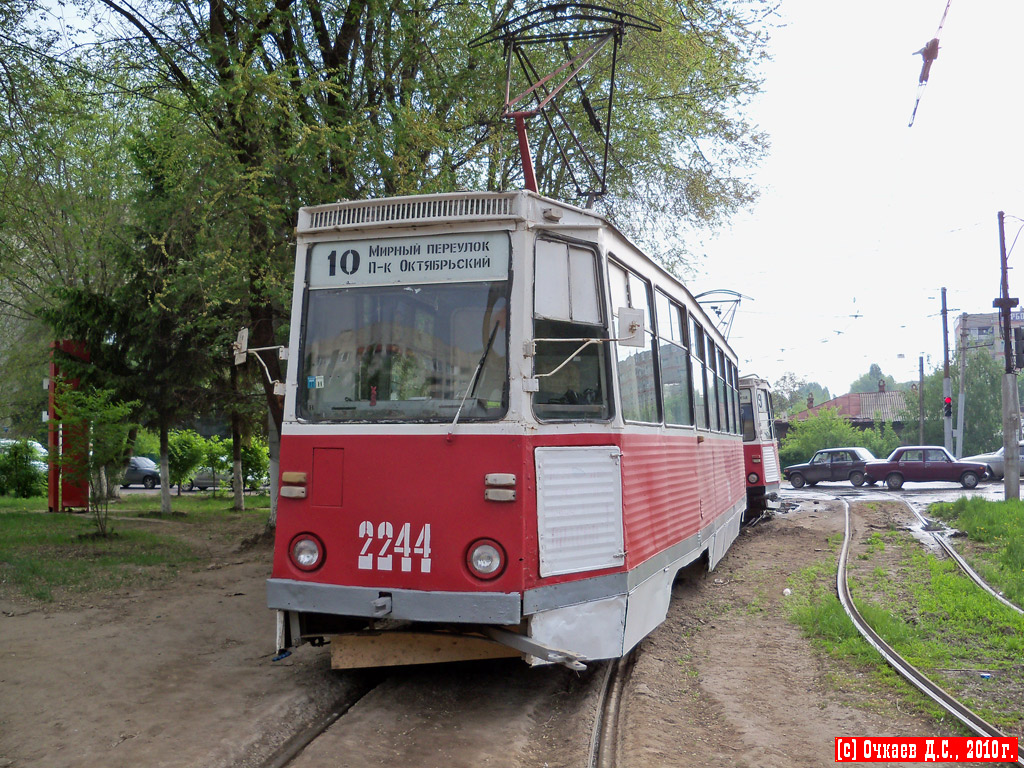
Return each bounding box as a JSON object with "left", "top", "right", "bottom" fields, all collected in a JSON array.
[{"left": 298, "top": 280, "right": 509, "bottom": 422}]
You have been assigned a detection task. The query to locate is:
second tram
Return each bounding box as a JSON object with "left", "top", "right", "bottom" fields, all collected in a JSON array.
[
  {"left": 268, "top": 190, "right": 747, "bottom": 669},
  {"left": 739, "top": 374, "right": 780, "bottom": 519}
]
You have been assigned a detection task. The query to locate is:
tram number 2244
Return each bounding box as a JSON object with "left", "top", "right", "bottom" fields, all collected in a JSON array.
[{"left": 358, "top": 521, "right": 432, "bottom": 573}]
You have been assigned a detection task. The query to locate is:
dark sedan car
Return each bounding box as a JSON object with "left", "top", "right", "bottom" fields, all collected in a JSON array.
[
  {"left": 784, "top": 447, "right": 877, "bottom": 488},
  {"left": 121, "top": 456, "right": 161, "bottom": 489},
  {"left": 863, "top": 446, "right": 988, "bottom": 490}
]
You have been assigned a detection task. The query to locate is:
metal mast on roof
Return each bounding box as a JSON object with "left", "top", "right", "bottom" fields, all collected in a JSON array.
[
  {"left": 470, "top": 3, "right": 659, "bottom": 204},
  {"left": 694, "top": 289, "right": 750, "bottom": 341}
]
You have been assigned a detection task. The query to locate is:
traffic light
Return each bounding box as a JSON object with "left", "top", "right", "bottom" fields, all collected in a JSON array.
[
  {"left": 943, "top": 396, "right": 952, "bottom": 417},
  {"left": 1014, "top": 326, "right": 1024, "bottom": 369}
]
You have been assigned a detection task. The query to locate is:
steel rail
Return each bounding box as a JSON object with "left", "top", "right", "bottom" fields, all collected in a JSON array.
[
  {"left": 836, "top": 498, "right": 1024, "bottom": 767},
  {"left": 588, "top": 651, "right": 636, "bottom": 768},
  {"left": 255, "top": 676, "right": 380, "bottom": 768}
]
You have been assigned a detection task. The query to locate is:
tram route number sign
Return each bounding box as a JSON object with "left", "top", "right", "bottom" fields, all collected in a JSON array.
[
  {"left": 835, "top": 737, "right": 1017, "bottom": 762},
  {"left": 308, "top": 232, "right": 509, "bottom": 289},
  {"left": 358, "top": 521, "right": 432, "bottom": 573}
]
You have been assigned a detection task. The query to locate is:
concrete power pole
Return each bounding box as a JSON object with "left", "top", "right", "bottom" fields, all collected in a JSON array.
[
  {"left": 955, "top": 313, "right": 967, "bottom": 457},
  {"left": 918, "top": 356, "right": 925, "bottom": 445},
  {"left": 941, "top": 288, "right": 952, "bottom": 453},
  {"left": 994, "top": 211, "right": 1020, "bottom": 500}
]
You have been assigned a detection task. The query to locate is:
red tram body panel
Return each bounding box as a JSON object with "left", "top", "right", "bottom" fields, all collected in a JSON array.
[{"left": 269, "top": 191, "right": 747, "bottom": 668}]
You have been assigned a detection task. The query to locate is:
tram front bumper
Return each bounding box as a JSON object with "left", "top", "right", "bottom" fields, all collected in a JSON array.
[{"left": 267, "top": 578, "right": 522, "bottom": 625}]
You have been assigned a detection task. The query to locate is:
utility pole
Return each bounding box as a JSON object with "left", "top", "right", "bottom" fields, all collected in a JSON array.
[
  {"left": 941, "top": 288, "right": 952, "bottom": 453},
  {"left": 955, "top": 313, "right": 967, "bottom": 457},
  {"left": 993, "top": 210, "right": 1020, "bottom": 500},
  {"left": 918, "top": 355, "right": 925, "bottom": 445}
]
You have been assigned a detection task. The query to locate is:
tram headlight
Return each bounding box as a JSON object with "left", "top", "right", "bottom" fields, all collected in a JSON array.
[
  {"left": 290, "top": 533, "right": 325, "bottom": 571},
  {"left": 747, "top": 472, "right": 760, "bottom": 484},
  {"left": 466, "top": 539, "right": 505, "bottom": 580}
]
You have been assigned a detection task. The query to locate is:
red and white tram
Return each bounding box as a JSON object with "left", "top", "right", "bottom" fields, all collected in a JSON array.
[
  {"left": 738, "top": 374, "right": 780, "bottom": 519},
  {"left": 268, "top": 191, "right": 746, "bottom": 669}
]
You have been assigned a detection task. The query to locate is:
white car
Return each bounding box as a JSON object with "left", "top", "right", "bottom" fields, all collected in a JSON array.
[{"left": 962, "top": 441, "right": 1024, "bottom": 480}]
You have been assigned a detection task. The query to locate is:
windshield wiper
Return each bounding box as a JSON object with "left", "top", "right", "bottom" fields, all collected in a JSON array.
[{"left": 448, "top": 321, "right": 501, "bottom": 441}]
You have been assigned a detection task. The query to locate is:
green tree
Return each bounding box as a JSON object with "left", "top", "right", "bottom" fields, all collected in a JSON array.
[
  {"left": 201, "top": 435, "right": 232, "bottom": 497},
  {"left": 849, "top": 363, "right": 900, "bottom": 395},
  {"left": 240, "top": 435, "right": 270, "bottom": 491},
  {"left": 779, "top": 407, "right": 900, "bottom": 467},
  {"left": 770, "top": 372, "right": 831, "bottom": 416},
  {"left": 167, "top": 430, "right": 207, "bottom": 495},
  {"left": 0, "top": 440, "right": 46, "bottom": 498},
  {"left": 53, "top": 386, "right": 138, "bottom": 535},
  {"left": 0, "top": 17, "right": 140, "bottom": 440}
]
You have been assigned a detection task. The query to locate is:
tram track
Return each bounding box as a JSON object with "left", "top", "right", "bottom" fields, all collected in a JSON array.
[
  {"left": 258, "top": 652, "right": 638, "bottom": 768},
  {"left": 836, "top": 496, "right": 1024, "bottom": 766},
  {"left": 254, "top": 672, "right": 382, "bottom": 768},
  {"left": 587, "top": 651, "right": 637, "bottom": 768}
]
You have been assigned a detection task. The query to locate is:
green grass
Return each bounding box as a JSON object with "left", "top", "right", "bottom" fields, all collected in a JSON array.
[
  {"left": 0, "top": 512, "right": 197, "bottom": 601},
  {"left": 0, "top": 493, "right": 269, "bottom": 602},
  {"left": 930, "top": 496, "right": 1024, "bottom": 605},
  {"left": 785, "top": 524, "right": 1024, "bottom": 732}
]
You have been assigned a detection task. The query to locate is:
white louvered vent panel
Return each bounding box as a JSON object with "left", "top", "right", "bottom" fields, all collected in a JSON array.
[
  {"left": 763, "top": 448, "right": 780, "bottom": 482},
  {"left": 535, "top": 446, "right": 624, "bottom": 578},
  {"left": 302, "top": 194, "right": 516, "bottom": 232}
]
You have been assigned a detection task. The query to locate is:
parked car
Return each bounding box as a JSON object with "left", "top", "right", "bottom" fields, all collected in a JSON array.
[
  {"left": 121, "top": 456, "right": 161, "bottom": 489},
  {"left": 863, "top": 446, "right": 988, "bottom": 490},
  {"left": 182, "top": 470, "right": 225, "bottom": 492},
  {"left": 962, "top": 441, "right": 1024, "bottom": 480},
  {"left": 783, "top": 447, "right": 877, "bottom": 488},
  {"left": 182, "top": 469, "right": 262, "bottom": 492}
]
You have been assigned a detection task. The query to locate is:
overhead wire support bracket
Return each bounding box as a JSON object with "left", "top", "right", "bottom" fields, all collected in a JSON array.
[{"left": 908, "top": 0, "right": 954, "bottom": 127}]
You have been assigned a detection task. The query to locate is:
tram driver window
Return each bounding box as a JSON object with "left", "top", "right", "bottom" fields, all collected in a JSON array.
[{"left": 532, "top": 239, "right": 611, "bottom": 421}]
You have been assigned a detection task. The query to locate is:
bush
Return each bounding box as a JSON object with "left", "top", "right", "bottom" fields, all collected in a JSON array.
[
  {"left": 167, "top": 430, "right": 206, "bottom": 491},
  {"left": 780, "top": 407, "right": 900, "bottom": 466},
  {"left": 240, "top": 436, "right": 269, "bottom": 489},
  {"left": 0, "top": 440, "right": 46, "bottom": 498}
]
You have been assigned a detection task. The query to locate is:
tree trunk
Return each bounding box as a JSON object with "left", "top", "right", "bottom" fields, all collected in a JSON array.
[
  {"left": 231, "top": 363, "right": 244, "bottom": 510},
  {"left": 232, "top": 430, "right": 244, "bottom": 511},
  {"left": 159, "top": 422, "right": 172, "bottom": 515}
]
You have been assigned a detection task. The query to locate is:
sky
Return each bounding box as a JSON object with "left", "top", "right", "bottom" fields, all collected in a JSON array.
[{"left": 687, "top": 0, "right": 1024, "bottom": 398}]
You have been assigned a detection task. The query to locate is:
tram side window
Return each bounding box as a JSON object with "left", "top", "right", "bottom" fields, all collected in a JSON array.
[
  {"left": 609, "top": 261, "right": 659, "bottom": 424},
  {"left": 532, "top": 239, "right": 611, "bottom": 421},
  {"left": 716, "top": 348, "right": 728, "bottom": 432},
  {"left": 654, "top": 291, "right": 693, "bottom": 426},
  {"left": 757, "top": 389, "right": 775, "bottom": 439},
  {"left": 690, "top": 318, "right": 708, "bottom": 429},
  {"left": 728, "top": 363, "right": 740, "bottom": 434},
  {"left": 705, "top": 337, "right": 719, "bottom": 431}
]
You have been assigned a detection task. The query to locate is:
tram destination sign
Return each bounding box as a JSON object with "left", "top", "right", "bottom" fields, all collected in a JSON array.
[{"left": 308, "top": 232, "right": 509, "bottom": 288}]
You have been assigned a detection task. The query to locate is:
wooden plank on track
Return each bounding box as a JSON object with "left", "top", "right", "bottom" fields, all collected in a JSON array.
[{"left": 330, "top": 632, "right": 520, "bottom": 669}]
